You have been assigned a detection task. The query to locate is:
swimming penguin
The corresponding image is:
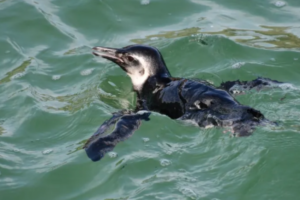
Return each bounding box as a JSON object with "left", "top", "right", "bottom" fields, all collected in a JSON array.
[{"left": 84, "top": 44, "right": 281, "bottom": 161}]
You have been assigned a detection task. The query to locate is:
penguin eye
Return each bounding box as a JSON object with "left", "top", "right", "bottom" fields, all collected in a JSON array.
[{"left": 127, "top": 56, "right": 134, "bottom": 62}]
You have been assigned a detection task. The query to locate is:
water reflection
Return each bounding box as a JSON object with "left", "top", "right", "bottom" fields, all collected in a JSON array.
[
  {"left": 131, "top": 25, "right": 300, "bottom": 51},
  {"left": 131, "top": 27, "right": 200, "bottom": 43},
  {"left": 0, "top": 59, "right": 32, "bottom": 84},
  {"left": 207, "top": 25, "right": 300, "bottom": 50}
]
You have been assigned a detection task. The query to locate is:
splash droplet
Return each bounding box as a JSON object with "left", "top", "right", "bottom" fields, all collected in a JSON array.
[{"left": 142, "top": 137, "right": 150, "bottom": 142}]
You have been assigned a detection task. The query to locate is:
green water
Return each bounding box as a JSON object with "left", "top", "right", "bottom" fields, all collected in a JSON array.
[{"left": 1, "top": 0, "right": 300, "bottom": 199}]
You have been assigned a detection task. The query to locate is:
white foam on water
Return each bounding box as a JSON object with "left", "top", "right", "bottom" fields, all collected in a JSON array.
[
  {"left": 160, "top": 159, "right": 171, "bottom": 166},
  {"left": 52, "top": 75, "right": 61, "bottom": 80},
  {"left": 141, "top": 0, "right": 150, "bottom": 5},
  {"left": 150, "top": 37, "right": 158, "bottom": 41},
  {"left": 179, "top": 187, "right": 197, "bottom": 199},
  {"left": 42, "top": 149, "right": 53, "bottom": 155},
  {"left": 232, "top": 62, "right": 245, "bottom": 69},
  {"left": 11, "top": 72, "right": 25, "bottom": 80},
  {"left": 80, "top": 68, "right": 94, "bottom": 76},
  {"left": 137, "top": 110, "right": 150, "bottom": 115},
  {"left": 278, "top": 83, "right": 299, "bottom": 90},
  {"left": 274, "top": 1, "right": 286, "bottom": 7},
  {"left": 108, "top": 81, "right": 116, "bottom": 87},
  {"left": 108, "top": 152, "right": 117, "bottom": 158}
]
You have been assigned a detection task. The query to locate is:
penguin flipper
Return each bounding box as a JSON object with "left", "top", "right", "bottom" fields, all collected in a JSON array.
[
  {"left": 83, "top": 110, "right": 151, "bottom": 162},
  {"left": 219, "top": 77, "right": 284, "bottom": 95}
]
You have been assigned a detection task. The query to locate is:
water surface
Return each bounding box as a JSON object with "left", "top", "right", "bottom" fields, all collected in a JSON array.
[{"left": 1, "top": 0, "right": 300, "bottom": 199}]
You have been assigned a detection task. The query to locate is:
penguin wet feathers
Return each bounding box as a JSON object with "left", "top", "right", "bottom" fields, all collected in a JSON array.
[{"left": 85, "top": 44, "right": 282, "bottom": 161}]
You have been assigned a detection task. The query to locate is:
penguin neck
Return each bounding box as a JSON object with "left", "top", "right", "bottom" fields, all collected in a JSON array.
[
  {"left": 128, "top": 71, "right": 150, "bottom": 92},
  {"left": 132, "top": 61, "right": 171, "bottom": 94},
  {"left": 135, "top": 72, "right": 172, "bottom": 97}
]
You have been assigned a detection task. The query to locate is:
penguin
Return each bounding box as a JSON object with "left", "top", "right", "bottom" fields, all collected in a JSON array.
[{"left": 84, "top": 44, "right": 281, "bottom": 161}]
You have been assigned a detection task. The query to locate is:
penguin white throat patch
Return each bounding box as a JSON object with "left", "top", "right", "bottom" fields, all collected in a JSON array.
[
  {"left": 127, "top": 55, "right": 151, "bottom": 91},
  {"left": 128, "top": 68, "right": 150, "bottom": 91}
]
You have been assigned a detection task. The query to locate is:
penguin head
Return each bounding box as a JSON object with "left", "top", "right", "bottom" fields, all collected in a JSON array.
[{"left": 93, "top": 45, "right": 171, "bottom": 91}]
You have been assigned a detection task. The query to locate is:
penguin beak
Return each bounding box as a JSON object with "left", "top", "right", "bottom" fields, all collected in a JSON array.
[{"left": 92, "top": 46, "right": 124, "bottom": 63}]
